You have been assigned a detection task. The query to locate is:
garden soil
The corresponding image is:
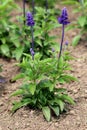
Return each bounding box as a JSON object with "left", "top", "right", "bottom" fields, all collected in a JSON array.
[{"left": 0, "top": 3, "right": 87, "bottom": 130}]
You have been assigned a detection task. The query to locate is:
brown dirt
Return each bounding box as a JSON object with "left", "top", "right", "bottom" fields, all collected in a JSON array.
[{"left": 0, "top": 2, "right": 87, "bottom": 130}]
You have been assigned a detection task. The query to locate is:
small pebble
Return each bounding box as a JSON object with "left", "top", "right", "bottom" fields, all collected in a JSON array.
[
  {"left": 23, "top": 114, "right": 27, "bottom": 117},
  {"left": 66, "top": 121, "right": 70, "bottom": 125},
  {"left": 70, "top": 110, "right": 76, "bottom": 115},
  {"left": 54, "top": 122, "right": 59, "bottom": 127},
  {"left": 85, "top": 90, "right": 87, "bottom": 93},
  {"left": 15, "top": 122, "right": 19, "bottom": 126},
  {"left": 0, "top": 126, "right": 2, "bottom": 130}
]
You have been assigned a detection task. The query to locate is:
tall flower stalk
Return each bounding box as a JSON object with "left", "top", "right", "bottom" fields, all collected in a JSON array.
[
  {"left": 26, "top": 12, "right": 35, "bottom": 60},
  {"left": 45, "top": 0, "right": 48, "bottom": 12},
  {"left": 58, "top": 7, "right": 70, "bottom": 59}
]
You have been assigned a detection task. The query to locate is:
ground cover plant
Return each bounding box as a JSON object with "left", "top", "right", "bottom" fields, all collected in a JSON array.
[
  {"left": 62, "top": 0, "right": 87, "bottom": 46},
  {"left": 11, "top": 6, "right": 76, "bottom": 121}
]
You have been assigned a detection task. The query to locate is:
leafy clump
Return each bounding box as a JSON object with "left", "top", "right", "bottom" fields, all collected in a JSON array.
[{"left": 11, "top": 53, "right": 76, "bottom": 121}]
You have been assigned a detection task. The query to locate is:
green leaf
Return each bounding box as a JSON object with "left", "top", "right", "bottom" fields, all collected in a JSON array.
[
  {"left": 11, "top": 73, "right": 25, "bottom": 82},
  {"left": 42, "top": 106, "right": 51, "bottom": 121},
  {"left": 61, "top": 94, "right": 75, "bottom": 105},
  {"left": 60, "top": 75, "right": 78, "bottom": 83},
  {"left": 1, "top": 44, "right": 10, "bottom": 56},
  {"left": 54, "top": 88, "right": 67, "bottom": 93},
  {"left": 12, "top": 46, "right": 24, "bottom": 60},
  {"left": 58, "top": 56, "right": 64, "bottom": 68},
  {"left": 44, "top": 80, "right": 54, "bottom": 92},
  {"left": 54, "top": 99, "right": 64, "bottom": 112},
  {"left": 29, "top": 83, "right": 36, "bottom": 95},
  {"left": 34, "top": 30, "right": 42, "bottom": 37},
  {"left": 34, "top": 53, "right": 42, "bottom": 60},
  {"left": 50, "top": 106, "right": 59, "bottom": 116},
  {"left": 58, "top": 78, "right": 65, "bottom": 84},
  {"left": 65, "top": 25, "right": 76, "bottom": 31},
  {"left": 36, "top": 39, "right": 42, "bottom": 47},
  {"left": 1, "top": 38, "right": 6, "bottom": 44},
  {"left": 72, "top": 35, "right": 81, "bottom": 46},
  {"left": 78, "top": 16, "right": 86, "bottom": 27},
  {"left": 12, "top": 99, "right": 30, "bottom": 113},
  {"left": 10, "top": 89, "right": 24, "bottom": 97}
]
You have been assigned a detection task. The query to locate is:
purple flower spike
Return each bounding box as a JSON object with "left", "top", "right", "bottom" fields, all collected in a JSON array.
[
  {"left": 58, "top": 7, "right": 70, "bottom": 25},
  {"left": 26, "top": 12, "right": 35, "bottom": 26},
  {"left": 30, "top": 48, "right": 35, "bottom": 56}
]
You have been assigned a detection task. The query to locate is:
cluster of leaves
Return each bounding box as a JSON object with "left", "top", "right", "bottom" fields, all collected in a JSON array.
[
  {"left": 0, "top": 0, "right": 18, "bottom": 58},
  {"left": 62, "top": 0, "right": 87, "bottom": 46},
  {"left": 11, "top": 52, "right": 76, "bottom": 121},
  {"left": 0, "top": 0, "right": 26, "bottom": 60}
]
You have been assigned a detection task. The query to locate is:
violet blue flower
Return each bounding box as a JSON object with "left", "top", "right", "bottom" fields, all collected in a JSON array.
[
  {"left": 58, "top": 7, "right": 70, "bottom": 25},
  {"left": 65, "top": 41, "right": 68, "bottom": 46},
  {"left": 26, "top": 12, "right": 35, "bottom": 26},
  {"left": 30, "top": 48, "right": 35, "bottom": 57}
]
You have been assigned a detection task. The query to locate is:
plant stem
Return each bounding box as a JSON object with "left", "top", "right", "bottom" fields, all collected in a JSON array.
[
  {"left": 31, "top": 26, "right": 34, "bottom": 60},
  {"left": 45, "top": 0, "right": 48, "bottom": 12},
  {"left": 58, "top": 24, "right": 65, "bottom": 59}
]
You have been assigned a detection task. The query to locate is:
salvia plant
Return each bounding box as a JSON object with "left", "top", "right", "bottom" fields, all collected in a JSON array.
[
  {"left": 62, "top": 0, "right": 87, "bottom": 46},
  {"left": 11, "top": 7, "right": 77, "bottom": 121}
]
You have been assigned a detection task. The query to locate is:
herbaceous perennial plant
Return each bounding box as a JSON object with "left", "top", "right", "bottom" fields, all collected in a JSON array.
[{"left": 11, "top": 7, "right": 76, "bottom": 121}]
